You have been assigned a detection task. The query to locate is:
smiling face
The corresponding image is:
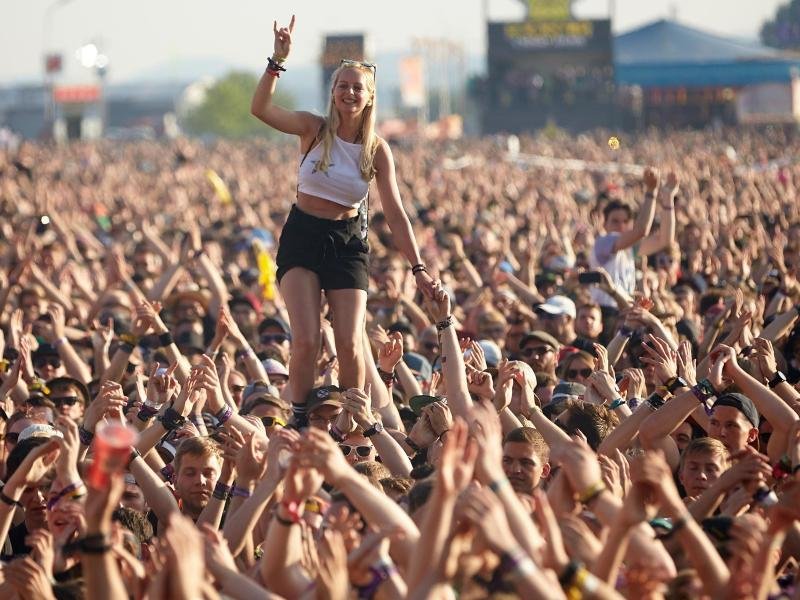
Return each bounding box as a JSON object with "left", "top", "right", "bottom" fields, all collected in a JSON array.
[{"left": 332, "top": 67, "right": 373, "bottom": 118}]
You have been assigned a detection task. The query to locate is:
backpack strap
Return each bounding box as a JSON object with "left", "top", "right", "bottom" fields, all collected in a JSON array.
[{"left": 299, "top": 121, "right": 325, "bottom": 168}]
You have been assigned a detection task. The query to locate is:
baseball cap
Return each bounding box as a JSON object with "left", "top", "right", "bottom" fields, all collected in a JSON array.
[
  {"left": 18, "top": 423, "right": 63, "bottom": 443},
  {"left": 551, "top": 381, "right": 586, "bottom": 403},
  {"left": 305, "top": 385, "right": 345, "bottom": 415},
  {"left": 258, "top": 316, "right": 291, "bottom": 337},
  {"left": 409, "top": 394, "right": 443, "bottom": 416},
  {"left": 536, "top": 295, "right": 577, "bottom": 319},
  {"left": 262, "top": 358, "right": 289, "bottom": 379},
  {"left": 403, "top": 352, "right": 432, "bottom": 382},
  {"left": 477, "top": 340, "right": 502, "bottom": 367},
  {"left": 46, "top": 376, "right": 91, "bottom": 405},
  {"left": 713, "top": 393, "right": 759, "bottom": 429},
  {"left": 242, "top": 381, "right": 282, "bottom": 405},
  {"left": 519, "top": 331, "right": 560, "bottom": 350}
]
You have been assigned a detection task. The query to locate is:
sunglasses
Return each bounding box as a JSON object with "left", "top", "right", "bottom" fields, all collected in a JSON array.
[
  {"left": 522, "top": 346, "right": 553, "bottom": 358},
  {"left": 261, "top": 416, "right": 286, "bottom": 428},
  {"left": 566, "top": 368, "right": 593, "bottom": 379},
  {"left": 52, "top": 396, "right": 80, "bottom": 407},
  {"left": 340, "top": 444, "right": 372, "bottom": 457},
  {"left": 260, "top": 334, "right": 289, "bottom": 344},
  {"left": 340, "top": 58, "right": 377, "bottom": 76},
  {"left": 34, "top": 357, "right": 61, "bottom": 369}
]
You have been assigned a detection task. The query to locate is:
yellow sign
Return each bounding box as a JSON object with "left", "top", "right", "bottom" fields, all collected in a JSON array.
[
  {"left": 528, "top": 0, "right": 572, "bottom": 21},
  {"left": 505, "top": 20, "right": 594, "bottom": 39}
]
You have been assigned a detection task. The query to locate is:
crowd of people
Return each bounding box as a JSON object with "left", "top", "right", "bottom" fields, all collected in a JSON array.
[{"left": 0, "top": 120, "right": 799, "bottom": 599}]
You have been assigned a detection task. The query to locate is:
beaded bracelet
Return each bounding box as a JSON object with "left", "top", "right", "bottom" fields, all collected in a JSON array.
[
  {"left": 411, "top": 263, "right": 427, "bottom": 275},
  {"left": 377, "top": 368, "right": 394, "bottom": 385},
  {"left": 436, "top": 315, "right": 453, "bottom": 331}
]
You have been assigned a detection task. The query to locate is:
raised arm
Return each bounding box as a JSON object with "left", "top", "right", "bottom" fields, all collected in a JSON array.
[
  {"left": 639, "top": 171, "right": 678, "bottom": 257},
  {"left": 612, "top": 167, "right": 659, "bottom": 252},
  {"left": 250, "top": 15, "right": 322, "bottom": 140}
]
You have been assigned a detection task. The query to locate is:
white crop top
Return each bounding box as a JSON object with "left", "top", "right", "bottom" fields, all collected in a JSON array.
[{"left": 297, "top": 135, "right": 369, "bottom": 208}]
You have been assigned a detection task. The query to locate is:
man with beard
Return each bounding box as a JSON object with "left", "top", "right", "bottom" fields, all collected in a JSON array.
[{"left": 501, "top": 427, "right": 550, "bottom": 495}]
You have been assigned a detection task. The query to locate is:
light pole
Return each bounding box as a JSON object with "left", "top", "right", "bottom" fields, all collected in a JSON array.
[{"left": 42, "top": 0, "right": 74, "bottom": 133}]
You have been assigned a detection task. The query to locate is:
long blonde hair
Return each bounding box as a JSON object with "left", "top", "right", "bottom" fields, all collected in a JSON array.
[{"left": 317, "top": 64, "right": 378, "bottom": 182}]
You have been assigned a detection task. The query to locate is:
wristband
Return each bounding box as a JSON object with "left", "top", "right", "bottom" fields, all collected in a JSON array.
[
  {"left": 608, "top": 398, "right": 626, "bottom": 410},
  {"left": 158, "top": 406, "right": 186, "bottom": 431},
  {"left": 215, "top": 405, "right": 233, "bottom": 426},
  {"left": 559, "top": 560, "right": 582, "bottom": 587},
  {"left": 275, "top": 513, "right": 297, "bottom": 526},
  {"left": 127, "top": 447, "right": 141, "bottom": 467},
  {"left": 78, "top": 425, "right": 95, "bottom": 446},
  {"left": 279, "top": 500, "right": 302, "bottom": 524},
  {"left": 0, "top": 486, "right": 23, "bottom": 508},
  {"left": 329, "top": 425, "right": 346, "bottom": 443},
  {"left": 236, "top": 347, "right": 255, "bottom": 360},
  {"left": 230, "top": 485, "right": 252, "bottom": 499},
  {"left": 157, "top": 331, "right": 174, "bottom": 348},
  {"left": 691, "top": 378, "right": 717, "bottom": 403},
  {"left": 137, "top": 404, "right": 159, "bottom": 422},
  {"left": 404, "top": 436, "right": 422, "bottom": 454},
  {"left": 646, "top": 391, "right": 666, "bottom": 410},
  {"left": 618, "top": 326, "right": 634, "bottom": 338},
  {"left": 160, "top": 464, "right": 175, "bottom": 481},
  {"left": 436, "top": 315, "right": 453, "bottom": 331},
  {"left": 119, "top": 341, "right": 135, "bottom": 354},
  {"left": 665, "top": 376, "right": 689, "bottom": 394},
  {"left": 213, "top": 482, "right": 231, "bottom": 501},
  {"left": 119, "top": 332, "right": 139, "bottom": 346},
  {"left": 577, "top": 481, "right": 606, "bottom": 504},
  {"left": 64, "top": 534, "right": 112, "bottom": 556},
  {"left": 411, "top": 263, "right": 427, "bottom": 275},
  {"left": 53, "top": 336, "right": 68, "bottom": 348},
  {"left": 489, "top": 478, "right": 510, "bottom": 494},
  {"left": 377, "top": 367, "right": 394, "bottom": 385}
]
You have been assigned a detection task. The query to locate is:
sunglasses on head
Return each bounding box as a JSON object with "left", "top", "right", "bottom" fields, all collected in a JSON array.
[
  {"left": 566, "top": 368, "right": 593, "bottom": 379},
  {"left": 522, "top": 346, "right": 553, "bottom": 358},
  {"left": 340, "top": 444, "right": 372, "bottom": 457},
  {"left": 261, "top": 416, "right": 286, "bottom": 428},
  {"left": 260, "top": 334, "right": 289, "bottom": 344},
  {"left": 34, "top": 357, "right": 61, "bottom": 369},
  {"left": 52, "top": 396, "right": 79, "bottom": 407},
  {"left": 340, "top": 58, "right": 377, "bottom": 76}
]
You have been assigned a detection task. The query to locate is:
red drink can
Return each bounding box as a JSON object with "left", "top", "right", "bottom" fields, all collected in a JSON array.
[{"left": 87, "top": 422, "right": 139, "bottom": 489}]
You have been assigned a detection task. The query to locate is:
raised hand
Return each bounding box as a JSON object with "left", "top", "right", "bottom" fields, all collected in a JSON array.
[
  {"left": 273, "top": 15, "right": 296, "bottom": 60},
  {"left": 639, "top": 334, "right": 678, "bottom": 386},
  {"left": 643, "top": 167, "right": 660, "bottom": 194},
  {"left": 378, "top": 332, "right": 403, "bottom": 372},
  {"left": 424, "top": 280, "right": 450, "bottom": 322}
]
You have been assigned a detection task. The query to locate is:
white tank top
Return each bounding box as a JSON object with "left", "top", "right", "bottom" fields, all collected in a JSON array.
[{"left": 297, "top": 135, "right": 369, "bottom": 208}]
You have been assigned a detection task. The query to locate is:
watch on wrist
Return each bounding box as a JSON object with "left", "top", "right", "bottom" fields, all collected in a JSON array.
[
  {"left": 768, "top": 371, "right": 787, "bottom": 389},
  {"left": 665, "top": 376, "right": 689, "bottom": 394},
  {"left": 364, "top": 422, "right": 384, "bottom": 437}
]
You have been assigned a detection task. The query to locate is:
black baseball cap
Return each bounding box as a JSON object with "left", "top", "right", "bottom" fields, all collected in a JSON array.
[{"left": 712, "top": 393, "right": 759, "bottom": 429}]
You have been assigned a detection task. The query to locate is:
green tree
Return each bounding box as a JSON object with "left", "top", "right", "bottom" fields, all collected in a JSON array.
[
  {"left": 184, "top": 70, "right": 294, "bottom": 138},
  {"left": 761, "top": 0, "right": 800, "bottom": 49}
]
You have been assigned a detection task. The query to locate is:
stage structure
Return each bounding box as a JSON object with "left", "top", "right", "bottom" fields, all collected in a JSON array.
[{"left": 483, "top": 0, "right": 616, "bottom": 133}]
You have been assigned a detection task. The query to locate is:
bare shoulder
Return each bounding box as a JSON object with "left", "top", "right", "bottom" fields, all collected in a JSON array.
[{"left": 373, "top": 137, "right": 393, "bottom": 166}]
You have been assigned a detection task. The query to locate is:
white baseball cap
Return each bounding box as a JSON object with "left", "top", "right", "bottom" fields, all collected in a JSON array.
[{"left": 536, "top": 295, "right": 577, "bottom": 319}]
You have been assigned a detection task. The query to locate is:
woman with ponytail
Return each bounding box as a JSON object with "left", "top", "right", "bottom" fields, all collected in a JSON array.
[{"left": 251, "top": 16, "right": 436, "bottom": 428}]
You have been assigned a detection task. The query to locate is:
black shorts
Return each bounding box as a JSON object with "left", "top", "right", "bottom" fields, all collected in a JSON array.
[{"left": 276, "top": 205, "right": 369, "bottom": 291}]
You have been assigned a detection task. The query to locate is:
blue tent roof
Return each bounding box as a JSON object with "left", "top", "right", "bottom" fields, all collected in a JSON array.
[{"left": 614, "top": 19, "right": 800, "bottom": 87}]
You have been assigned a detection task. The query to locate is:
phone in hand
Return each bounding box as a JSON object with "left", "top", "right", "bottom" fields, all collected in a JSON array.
[{"left": 578, "top": 271, "right": 603, "bottom": 285}]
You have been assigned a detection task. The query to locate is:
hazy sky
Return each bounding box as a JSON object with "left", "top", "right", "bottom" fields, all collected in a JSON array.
[{"left": 2, "top": 0, "right": 786, "bottom": 84}]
